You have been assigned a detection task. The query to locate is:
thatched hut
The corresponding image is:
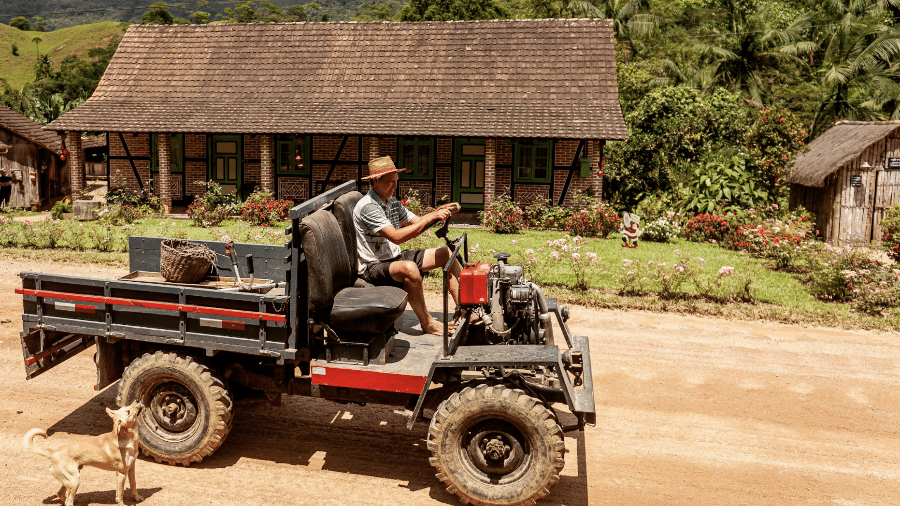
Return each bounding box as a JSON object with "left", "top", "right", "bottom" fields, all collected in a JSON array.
[{"left": 788, "top": 121, "right": 900, "bottom": 244}]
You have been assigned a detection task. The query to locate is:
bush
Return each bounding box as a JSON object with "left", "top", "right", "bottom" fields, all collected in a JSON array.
[
  {"left": 563, "top": 206, "right": 620, "bottom": 238},
  {"left": 106, "top": 187, "right": 160, "bottom": 209},
  {"left": 187, "top": 181, "right": 239, "bottom": 227},
  {"left": 881, "top": 203, "right": 900, "bottom": 262},
  {"left": 50, "top": 198, "right": 72, "bottom": 220},
  {"left": 806, "top": 245, "right": 900, "bottom": 314},
  {"left": 683, "top": 214, "right": 731, "bottom": 243},
  {"left": 641, "top": 217, "right": 681, "bottom": 243},
  {"left": 240, "top": 190, "right": 293, "bottom": 226},
  {"left": 480, "top": 192, "right": 524, "bottom": 234},
  {"left": 722, "top": 206, "right": 816, "bottom": 269}
]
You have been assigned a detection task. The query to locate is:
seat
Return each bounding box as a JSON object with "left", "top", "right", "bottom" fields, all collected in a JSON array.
[
  {"left": 298, "top": 209, "right": 407, "bottom": 338},
  {"left": 332, "top": 191, "right": 373, "bottom": 288}
]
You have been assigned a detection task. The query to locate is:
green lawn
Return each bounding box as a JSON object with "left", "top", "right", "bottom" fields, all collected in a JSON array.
[{"left": 0, "top": 22, "right": 127, "bottom": 89}]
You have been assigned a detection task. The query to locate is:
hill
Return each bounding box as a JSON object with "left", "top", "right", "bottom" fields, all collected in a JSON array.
[{"left": 0, "top": 21, "right": 127, "bottom": 90}]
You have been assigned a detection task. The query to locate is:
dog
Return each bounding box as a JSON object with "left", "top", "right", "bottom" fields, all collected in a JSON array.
[{"left": 23, "top": 401, "right": 145, "bottom": 506}]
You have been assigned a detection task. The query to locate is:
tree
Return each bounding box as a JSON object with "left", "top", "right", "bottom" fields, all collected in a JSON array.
[
  {"left": 34, "top": 54, "right": 51, "bottom": 81},
  {"left": 31, "top": 17, "right": 48, "bottom": 32},
  {"left": 32, "top": 37, "right": 43, "bottom": 62},
  {"left": 691, "top": 0, "right": 815, "bottom": 104},
  {"left": 11, "top": 43, "right": 19, "bottom": 57},
  {"left": 400, "top": 0, "right": 510, "bottom": 21},
  {"left": 142, "top": 2, "right": 182, "bottom": 25},
  {"left": 191, "top": 11, "right": 212, "bottom": 24},
  {"left": 10, "top": 16, "right": 30, "bottom": 31},
  {"left": 808, "top": 0, "right": 900, "bottom": 135}
]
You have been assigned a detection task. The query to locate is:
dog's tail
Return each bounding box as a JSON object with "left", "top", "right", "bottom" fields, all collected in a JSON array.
[{"left": 23, "top": 428, "right": 52, "bottom": 459}]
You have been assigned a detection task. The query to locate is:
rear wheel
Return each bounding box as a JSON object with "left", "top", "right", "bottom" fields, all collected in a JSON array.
[
  {"left": 117, "top": 351, "right": 233, "bottom": 465},
  {"left": 427, "top": 383, "right": 565, "bottom": 506}
]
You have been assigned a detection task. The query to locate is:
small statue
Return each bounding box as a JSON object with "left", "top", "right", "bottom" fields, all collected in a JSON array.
[{"left": 621, "top": 212, "right": 640, "bottom": 248}]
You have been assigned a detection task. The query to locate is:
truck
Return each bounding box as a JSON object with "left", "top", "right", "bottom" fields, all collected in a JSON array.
[{"left": 17, "top": 181, "right": 595, "bottom": 506}]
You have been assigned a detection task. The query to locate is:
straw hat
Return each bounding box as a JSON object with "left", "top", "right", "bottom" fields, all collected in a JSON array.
[{"left": 363, "top": 156, "right": 406, "bottom": 180}]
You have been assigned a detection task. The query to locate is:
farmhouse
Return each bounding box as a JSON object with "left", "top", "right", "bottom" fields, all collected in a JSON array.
[
  {"left": 0, "top": 107, "right": 68, "bottom": 209},
  {"left": 788, "top": 121, "right": 900, "bottom": 244},
  {"left": 46, "top": 19, "right": 626, "bottom": 214}
]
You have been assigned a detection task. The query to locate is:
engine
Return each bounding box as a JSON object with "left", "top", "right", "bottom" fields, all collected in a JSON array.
[{"left": 458, "top": 252, "right": 555, "bottom": 346}]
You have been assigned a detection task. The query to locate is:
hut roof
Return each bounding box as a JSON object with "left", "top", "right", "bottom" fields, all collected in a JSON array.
[
  {"left": 0, "top": 107, "right": 62, "bottom": 154},
  {"left": 788, "top": 121, "right": 900, "bottom": 187},
  {"left": 47, "top": 19, "right": 627, "bottom": 140}
]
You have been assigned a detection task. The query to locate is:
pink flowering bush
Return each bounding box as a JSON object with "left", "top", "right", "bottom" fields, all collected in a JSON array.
[
  {"left": 480, "top": 192, "right": 525, "bottom": 234},
  {"left": 614, "top": 250, "right": 754, "bottom": 302},
  {"left": 806, "top": 245, "right": 900, "bottom": 314},
  {"left": 545, "top": 235, "right": 602, "bottom": 290},
  {"left": 240, "top": 190, "right": 293, "bottom": 226}
]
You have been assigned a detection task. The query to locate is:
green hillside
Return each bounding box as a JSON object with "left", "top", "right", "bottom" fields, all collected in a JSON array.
[{"left": 0, "top": 21, "right": 126, "bottom": 90}]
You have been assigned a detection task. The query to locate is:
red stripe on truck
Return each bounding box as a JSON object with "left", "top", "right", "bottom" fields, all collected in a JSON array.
[
  {"left": 16, "top": 289, "right": 285, "bottom": 323},
  {"left": 310, "top": 364, "right": 427, "bottom": 394}
]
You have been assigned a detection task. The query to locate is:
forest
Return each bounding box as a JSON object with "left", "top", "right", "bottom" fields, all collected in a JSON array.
[{"left": 1, "top": 0, "right": 899, "bottom": 209}]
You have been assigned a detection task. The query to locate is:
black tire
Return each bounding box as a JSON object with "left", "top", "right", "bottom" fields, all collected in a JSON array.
[
  {"left": 116, "top": 351, "right": 233, "bottom": 466},
  {"left": 427, "top": 384, "right": 565, "bottom": 506}
]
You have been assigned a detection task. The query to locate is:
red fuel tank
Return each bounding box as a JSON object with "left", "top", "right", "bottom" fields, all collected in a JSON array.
[{"left": 459, "top": 261, "right": 491, "bottom": 306}]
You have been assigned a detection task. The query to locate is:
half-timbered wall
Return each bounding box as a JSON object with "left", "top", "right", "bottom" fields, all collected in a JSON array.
[{"left": 107, "top": 133, "right": 605, "bottom": 210}]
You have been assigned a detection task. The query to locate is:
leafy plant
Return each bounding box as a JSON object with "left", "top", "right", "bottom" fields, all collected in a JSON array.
[
  {"left": 683, "top": 214, "right": 732, "bottom": 243},
  {"left": 684, "top": 155, "right": 769, "bottom": 214},
  {"left": 641, "top": 217, "right": 680, "bottom": 243},
  {"left": 50, "top": 198, "right": 73, "bottom": 219},
  {"left": 239, "top": 189, "right": 292, "bottom": 226},
  {"left": 880, "top": 203, "right": 900, "bottom": 262}
]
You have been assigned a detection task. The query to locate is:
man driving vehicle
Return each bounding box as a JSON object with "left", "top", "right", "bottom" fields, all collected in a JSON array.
[{"left": 353, "top": 156, "right": 461, "bottom": 335}]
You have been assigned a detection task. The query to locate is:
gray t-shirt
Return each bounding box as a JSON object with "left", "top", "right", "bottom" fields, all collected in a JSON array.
[{"left": 353, "top": 189, "right": 415, "bottom": 274}]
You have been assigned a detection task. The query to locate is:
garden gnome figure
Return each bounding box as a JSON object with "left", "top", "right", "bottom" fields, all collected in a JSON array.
[{"left": 621, "top": 212, "right": 640, "bottom": 248}]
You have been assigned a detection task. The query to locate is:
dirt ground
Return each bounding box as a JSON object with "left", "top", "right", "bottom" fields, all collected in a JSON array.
[{"left": 0, "top": 256, "right": 898, "bottom": 506}]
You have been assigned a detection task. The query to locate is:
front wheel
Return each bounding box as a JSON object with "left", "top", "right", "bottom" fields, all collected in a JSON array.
[
  {"left": 116, "top": 351, "right": 233, "bottom": 466},
  {"left": 427, "top": 384, "right": 565, "bottom": 506}
]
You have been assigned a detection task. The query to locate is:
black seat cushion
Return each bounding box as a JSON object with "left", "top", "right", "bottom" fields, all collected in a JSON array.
[
  {"left": 333, "top": 190, "right": 365, "bottom": 273},
  {"left": 330, "top": 285, "right": 408, "bottom": 334}
]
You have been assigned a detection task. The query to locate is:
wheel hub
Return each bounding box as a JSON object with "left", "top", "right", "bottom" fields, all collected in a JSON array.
[
  {"left": 465, "top": 421, "right": 526, "bottom": 476},
  {"left": 149, "top": 382, "right": 198, "bottom": 432}
]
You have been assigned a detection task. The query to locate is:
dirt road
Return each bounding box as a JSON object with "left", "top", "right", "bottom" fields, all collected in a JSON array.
[{"left": 0, "top": 256, "right": 898, "bottom": 506}]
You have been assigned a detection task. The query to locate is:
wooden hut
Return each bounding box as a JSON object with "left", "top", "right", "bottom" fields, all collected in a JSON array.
[
  {"left": 788, "top": 121, "right": 900, "bottom": 244},
  {"left": 0, "top": 107, "right": 68, "bottom": 209}
]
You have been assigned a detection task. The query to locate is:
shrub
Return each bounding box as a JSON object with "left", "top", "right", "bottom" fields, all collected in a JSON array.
[
  {"left": 683, "top": 214, "right": 731, "bottom": 243},
  {"left": 106, "top": 187, "right": 160, "bottom": 209},
  {"left": 805, "top": 246, "right": 900, "bottom": 312},
  {"left": 401, "top": 188, "right": 433, "bottom": 216},
  {"left": 187, "top": 180, "right": 239, "bottom": 227},
  {"left": 545, "top": 235, "right": 601, "bottom": 291},
  {"left": 240, "top": 190, "right": 293, "bottom": 226},
  {"left": 51, "top": 198, "right": 73, "bottom": 219},
  {"left": 881, "top": 203, "right": 900, "bottom": 262},
  {"left": 563, "top": 205, "right": 620, "bottom": 238},
  {"left": 723, "top": 206, "right": 816, "bottom": 269},
  {"left": 480, "top": 192, "right": 524, "bottom": 234},
  {"left": 522, "top": 198, "right": 570, "bottom": 231},
  {"left": 641, "top": 217, "right": 681, "bottom": 243}
]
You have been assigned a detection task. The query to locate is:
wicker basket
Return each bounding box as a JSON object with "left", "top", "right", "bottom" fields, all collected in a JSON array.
[{"left": 159, "top": 239, "right": 217, "bottom": 284}]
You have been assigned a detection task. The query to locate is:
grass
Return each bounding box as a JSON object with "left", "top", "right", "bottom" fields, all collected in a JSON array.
[
  {"left": 0, "top": 22, "right": 127, "bottom": 90},
  {"left": 2, "top": 217, "right": 898, "bottom": 332}
]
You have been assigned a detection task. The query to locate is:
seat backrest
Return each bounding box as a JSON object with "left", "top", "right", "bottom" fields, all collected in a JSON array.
[
  {"left": 332, "top": 191, "right": 365, "bottom": 271},
  {"left": 297, "top": 210, "right": 353, "bottom": 311}
]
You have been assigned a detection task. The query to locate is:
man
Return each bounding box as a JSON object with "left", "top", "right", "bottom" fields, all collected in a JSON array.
[
  {"left": 0, "top": 168, "right": 12, "bottom": 207},
  {"left": 354, "top": 156, "right": 461, "bottom": 335}
]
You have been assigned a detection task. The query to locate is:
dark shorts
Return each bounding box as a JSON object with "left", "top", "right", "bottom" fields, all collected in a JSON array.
[{"left": 362, "top": 249, "right": 427, "bottom": 288}]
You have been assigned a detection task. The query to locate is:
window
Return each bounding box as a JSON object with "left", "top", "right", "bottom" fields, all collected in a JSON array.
[
  {"left": 151, "top": 133, "right": 184, "bottom": 174},
  {"left": 398, "top": 137, "right": 434, "bottom": 179},
  {"left": 514, "top": 140, "right": 552, "bottom": 183},
  {"left": 276, "top": 135, "right": 310, "bottom": 176}
]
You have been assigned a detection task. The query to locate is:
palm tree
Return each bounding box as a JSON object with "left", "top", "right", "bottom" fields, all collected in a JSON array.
[
  {"left": 529, "top": 0, "right": 659, "bottom": 52},
  {"left": 692, "top": 0, "right": 815, "bottom": 104},
  {"left": 809, "top": 0, "right": 900, "bottom": 135}
]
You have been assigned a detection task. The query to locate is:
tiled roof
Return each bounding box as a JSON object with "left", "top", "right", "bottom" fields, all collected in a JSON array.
[
  {"left": 0, "top": 107, "right": 62, "bottom": 154},
  {"left": 48, "top": 19, "right": 627, "bottom": 140}
]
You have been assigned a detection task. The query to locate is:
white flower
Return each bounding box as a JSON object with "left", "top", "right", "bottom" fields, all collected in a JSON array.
[
  {"left": 718, "top": 266, "right": 735, "bottom": 276},
  {"left": 586, "top": 252, "right": 598, "bottom": 262},
  {"left": 525, "top": 249, "right": 534, "bottom": 255},
  {"left": 221, "top": 235, "right": 232, "bottom": 243},
  {"left": 549, "top": 251, "right": 560, "bottom": 261},
  {"left": 674, "top": 249, "right": 681, "bottom": 255},
  {"left": 572, "top": 252, "right": 581, "bottom": 261}
]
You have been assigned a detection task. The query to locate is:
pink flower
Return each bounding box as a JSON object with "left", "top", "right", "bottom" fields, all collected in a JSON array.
[{"left": 718, "top": 266, "right": 735, "bottom": 276}]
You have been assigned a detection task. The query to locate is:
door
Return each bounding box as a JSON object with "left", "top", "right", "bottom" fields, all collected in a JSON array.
[
  {"left": 453, "top": 139, "right": 486, "bottom": 210},
  {"left": 210, "top": 135, "right": 242, "bottom": 194}
]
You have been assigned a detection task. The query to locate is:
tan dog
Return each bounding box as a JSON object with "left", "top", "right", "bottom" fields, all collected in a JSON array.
[{"left": 23, "top": 401, "right": 145, "bottom": 506}]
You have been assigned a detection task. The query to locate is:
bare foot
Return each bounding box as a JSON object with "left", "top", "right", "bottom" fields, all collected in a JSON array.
[{"left": 422, "top": 318, "right": 453, "bottom": 336}]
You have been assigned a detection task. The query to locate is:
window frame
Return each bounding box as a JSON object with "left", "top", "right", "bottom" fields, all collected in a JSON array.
[
  {"left": 275, "top": 134, "right": 311, "bottom": 176},
  {"left": 513, "top": 139, "right": 553, "bottom": 184},
  {"left": 397, "top": 136, "right": 435, "bottom": 180}
]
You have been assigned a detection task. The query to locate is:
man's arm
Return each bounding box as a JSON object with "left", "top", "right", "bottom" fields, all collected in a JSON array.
[{"left": 379, "top": 203, "right": 459, "bottom": 245}]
